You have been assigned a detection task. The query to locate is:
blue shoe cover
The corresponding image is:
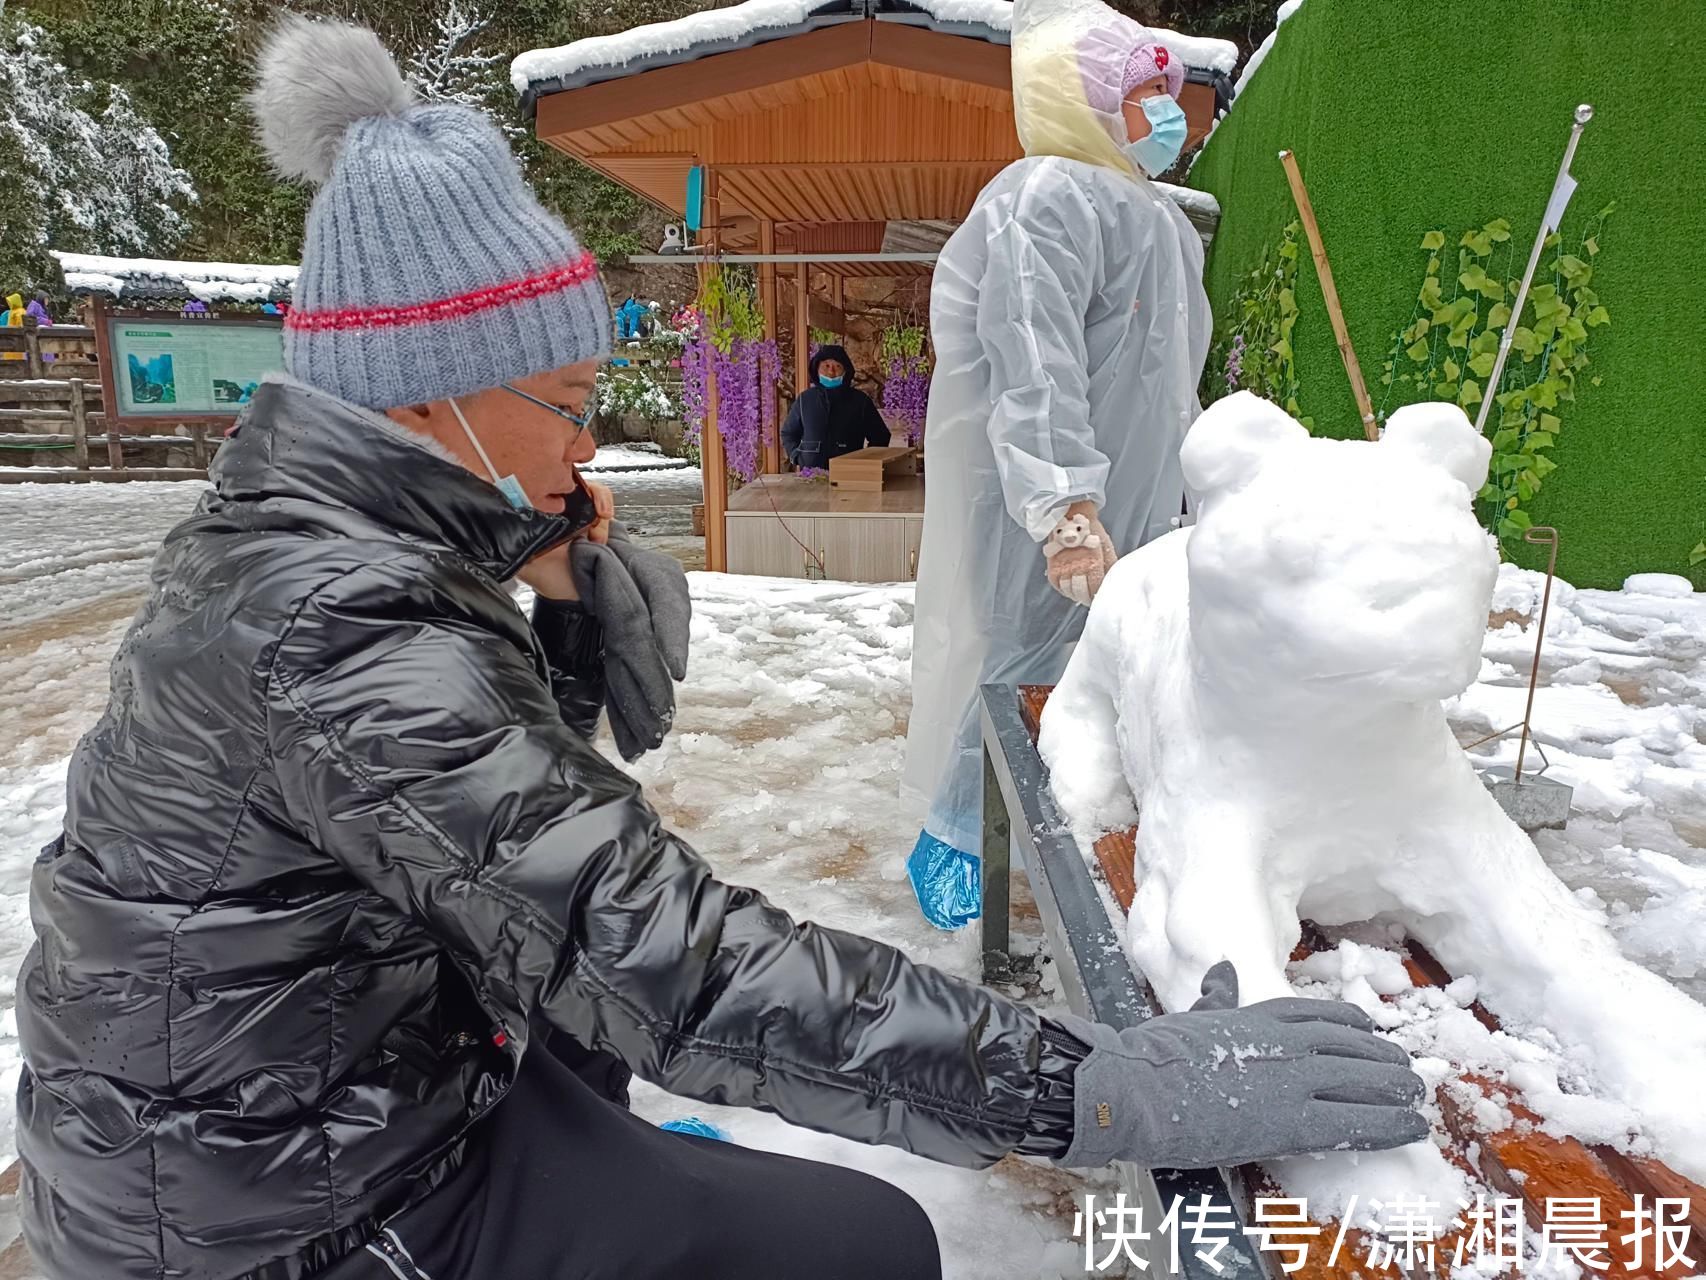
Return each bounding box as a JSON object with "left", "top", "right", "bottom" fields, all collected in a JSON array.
[{"left": 906, "top": 830, "right": 981, "bottom": 930}]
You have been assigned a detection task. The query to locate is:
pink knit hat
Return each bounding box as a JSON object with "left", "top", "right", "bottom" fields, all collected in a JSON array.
[{"left": 1121, "top": 41, "right": 1185, "bottom": 100}]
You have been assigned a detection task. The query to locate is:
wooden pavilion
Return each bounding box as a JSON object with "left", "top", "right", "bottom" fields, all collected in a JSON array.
[{"left": 519, "top": 0, "right": 1234, "bottom": 571}]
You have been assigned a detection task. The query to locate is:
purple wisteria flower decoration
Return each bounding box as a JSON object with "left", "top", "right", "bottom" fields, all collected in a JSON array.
[
  {"left": 678, "top": 301, "right": 782, "bottom": 484},
  {"left": 1224, "top": 333, "right": 1246, "bottom": 391},
  {"left": 881, "top": 354, "right": 932, "bottom": 446}
]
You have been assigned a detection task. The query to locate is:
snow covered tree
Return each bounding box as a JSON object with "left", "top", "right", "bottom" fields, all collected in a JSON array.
[
  {"left": 402, "top": 0, "right": 507, "bottom": 115},
  {"left": 0, "top": 6, "right": 196, "bottom": 294}
]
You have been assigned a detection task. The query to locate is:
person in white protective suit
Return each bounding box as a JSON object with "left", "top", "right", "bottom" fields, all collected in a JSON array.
[{"left": 902, "top": 0, "right": 1213, "bottom": 927}]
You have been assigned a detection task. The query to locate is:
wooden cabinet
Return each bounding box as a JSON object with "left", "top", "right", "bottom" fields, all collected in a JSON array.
[
  {"left": 726, "top": 514, "right": 821, "bottom": 579},
  {"left": 904, "top": 517, "right": 924, "bottom": 582},
  {"left": 818, "top": 517, "right": 909, "bottom": 583},
  {"left": 725, "top": 475, "right": 927, "bottom": 583}
]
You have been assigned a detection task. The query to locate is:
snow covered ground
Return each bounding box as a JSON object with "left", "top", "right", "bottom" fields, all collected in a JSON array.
[
  {"left": 579, "top": 444, "right": 694, "bottom": 474},
  {"left": 0, "top": 476, "right": 1702, "bottom": 1274}
]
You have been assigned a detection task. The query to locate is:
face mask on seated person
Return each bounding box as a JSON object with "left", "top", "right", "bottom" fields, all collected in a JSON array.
[{"left": 1125, "top": 95, "right": 1188, "bottom": 177}]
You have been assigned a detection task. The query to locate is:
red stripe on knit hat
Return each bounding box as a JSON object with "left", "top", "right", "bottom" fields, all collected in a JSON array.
[{"left": 284, "top": 253, "right": 599, "bottom": 334}]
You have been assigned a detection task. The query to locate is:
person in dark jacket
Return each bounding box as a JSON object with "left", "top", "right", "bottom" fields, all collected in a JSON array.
[
  {"left": 14, "top": 17, "right": 1430, "bottom": 1280},
  {"left": 781, "top": 342, "right": 891, "bottom": 468}
]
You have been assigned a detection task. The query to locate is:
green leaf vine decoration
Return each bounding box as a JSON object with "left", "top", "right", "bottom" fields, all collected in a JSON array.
[
  {"left": 879, "top": 324, "right": 926, "bottom": 361},
  {"left": 697, "top": 266, "right": 764, "bottom": 353},
  {"left": 1380, "top": 204, "right": 1616, "bottom": 548},
  {"left": 1203, "top": 219, "right": 1311, "bottom": 428}
]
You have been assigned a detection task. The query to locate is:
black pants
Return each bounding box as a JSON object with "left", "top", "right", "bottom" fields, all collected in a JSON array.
[{"left": 324, "top": 1031, "right": 942, "bottom": 1279}]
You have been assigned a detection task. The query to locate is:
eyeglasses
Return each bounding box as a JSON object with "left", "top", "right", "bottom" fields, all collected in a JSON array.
[{"left": 502, "top": 382, "right": 597, "bottom": 432}]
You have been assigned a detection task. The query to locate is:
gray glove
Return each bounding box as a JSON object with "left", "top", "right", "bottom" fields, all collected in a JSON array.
[
  {"left": 569, "top": 522, "right": 691, "bottom": 761},
  {"left": 1057, "top": 961, "right": 1428, "bottom": 1170}
]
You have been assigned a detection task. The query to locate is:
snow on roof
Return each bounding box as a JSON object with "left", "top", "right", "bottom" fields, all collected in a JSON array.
[
  {"left": 512, "top": 0, "right": 1237, "bottom": 96},
  {"left": 51, "top": 251, "right": 298, "bottom": 304}
]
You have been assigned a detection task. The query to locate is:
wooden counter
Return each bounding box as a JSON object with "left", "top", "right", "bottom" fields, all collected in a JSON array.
[{"left": 726, "top": 473, "right": 924, "bottom": 581}]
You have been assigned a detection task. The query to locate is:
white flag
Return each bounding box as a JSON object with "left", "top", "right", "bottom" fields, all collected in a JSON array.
[{"left": 1543, "top": 170, "right": 1578, "bottom": 233}]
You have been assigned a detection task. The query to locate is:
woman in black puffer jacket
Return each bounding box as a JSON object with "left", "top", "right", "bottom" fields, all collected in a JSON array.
[
  {"left": 780, "top": 343, "right": 891, "bottom": 468},
  {"left": 14, "top": 20, "right": 1055, "bottom": 1280}
]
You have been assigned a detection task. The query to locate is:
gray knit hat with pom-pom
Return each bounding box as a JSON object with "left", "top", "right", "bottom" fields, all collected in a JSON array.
[{"left": 249, "top": 15, "right": 610, "bottom": 410}]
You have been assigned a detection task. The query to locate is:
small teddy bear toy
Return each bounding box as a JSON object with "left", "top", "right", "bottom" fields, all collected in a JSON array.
[
  {"left": 1045, "top": 513, "right": 1100, "bottom": 553},
  {"left": 1044, "top": 512, "right": 1117, "bottom": 605}
]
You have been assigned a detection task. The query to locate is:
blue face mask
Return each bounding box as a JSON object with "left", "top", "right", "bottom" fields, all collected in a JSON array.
[
  {"left": 449, "top": 396, "right": 533, "bottom": 510},
  {"left": 1125, "top": 94, "right": 1188, "bottom": 177},
  {"left": 819, "top": 375, "right": 844, "bottom": 389},
  {"left": 446, "top": 383, "right": 598, "bottom": 513}
]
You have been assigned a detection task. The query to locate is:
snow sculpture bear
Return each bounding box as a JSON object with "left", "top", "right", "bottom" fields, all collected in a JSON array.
[{"left": 1039, "top": 391, "right": 1706, "bottom": 1181}]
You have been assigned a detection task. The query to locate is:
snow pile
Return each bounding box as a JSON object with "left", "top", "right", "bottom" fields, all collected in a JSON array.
[
  {"left": 1152, "top": 181, "right": 1221, "bottom": 220},
  {"left": 580, "top": 444, "right": 693, "bottom": 474},
  {"left": 1454, "top": 567, "right": 1706, "bottom": 993},
  {"left": 52, "top": 251, "right": 298, "bottom": 303},
  {"left": 1039, "top": 391, "right": 1706, "bottom": 1190},
  {"left": 512, "top": 0, "right": 827, "bottom": 91},
  {"left": 511, "top": 0, "right": 1237, "bottom": 92}
]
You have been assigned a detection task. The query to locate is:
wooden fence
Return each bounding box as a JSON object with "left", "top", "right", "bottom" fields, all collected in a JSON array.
[{"left": 0, "top": 320, "right": 212, "bottom": 482}]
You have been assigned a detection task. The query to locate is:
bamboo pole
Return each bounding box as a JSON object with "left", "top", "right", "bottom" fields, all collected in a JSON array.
[{"left": 1279, "top": 150, "right": 1378, "bottom": 441}]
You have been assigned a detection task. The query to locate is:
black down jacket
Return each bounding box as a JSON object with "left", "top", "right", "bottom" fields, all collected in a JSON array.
[
  {"left": 780, "top": 343, "right": 891, "bottom": 469},
  {"left": 16, "top": 377, "right": 1049, "bottom": 1280}
]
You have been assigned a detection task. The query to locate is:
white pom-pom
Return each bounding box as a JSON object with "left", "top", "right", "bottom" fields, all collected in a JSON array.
[{"left": 248, "top": 14, "right": 415, "bottom": 185}]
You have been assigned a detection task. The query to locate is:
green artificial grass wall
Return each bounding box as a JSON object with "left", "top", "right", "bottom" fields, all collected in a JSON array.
[{"left": 1190, "top": 0, "right": 1706, "bottom": 589}]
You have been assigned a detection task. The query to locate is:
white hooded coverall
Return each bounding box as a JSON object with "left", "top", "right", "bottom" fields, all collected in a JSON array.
[{"left": 902, "top": 0, "right": 1215, "bottom": 857}]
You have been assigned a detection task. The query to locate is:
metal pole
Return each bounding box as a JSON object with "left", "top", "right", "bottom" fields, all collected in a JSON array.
[
  {"left": 1474, "top": 105, "right": 1594, "bottom": 435},
  {"left": 1514, "top": 526, "right": 1560, "bottom": 784}
]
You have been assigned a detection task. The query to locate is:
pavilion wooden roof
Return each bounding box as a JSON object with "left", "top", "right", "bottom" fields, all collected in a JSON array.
[{"left": 531, "top": 15, "right": 1225, "bottom": 264}]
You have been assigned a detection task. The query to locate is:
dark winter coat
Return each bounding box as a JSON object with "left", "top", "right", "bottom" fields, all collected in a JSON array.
[
  {"left": 781, "top": 344, "right": 891, "bottom": 469},
  {"left": 16, "top": 376, "right": 1049, "bottom": 1280}
]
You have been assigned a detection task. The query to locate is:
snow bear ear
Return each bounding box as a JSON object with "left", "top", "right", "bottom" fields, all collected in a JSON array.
[
  {"left": 1180, "top": 391, "right": 1306, "bottom": 497},
  {"left": 1381, "top": 401, "right": 1491, "bottom": 493}
]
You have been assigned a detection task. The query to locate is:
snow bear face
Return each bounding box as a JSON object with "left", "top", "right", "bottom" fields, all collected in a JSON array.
[{"left": 1180, "top": 393, "right": 1499, "bottom": 706}]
